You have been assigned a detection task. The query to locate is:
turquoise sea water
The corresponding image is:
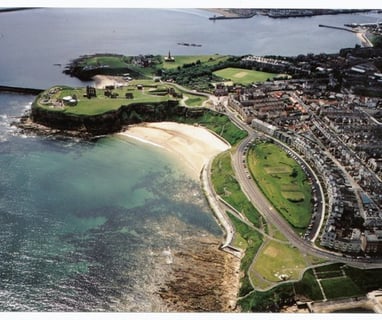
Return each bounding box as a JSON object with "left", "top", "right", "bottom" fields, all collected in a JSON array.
[
  {"left": 0, "top": 93, "right": 220, "bottom": 311},
  {"left": 2, "top": 8, "right": 382, "bottom": 311}
]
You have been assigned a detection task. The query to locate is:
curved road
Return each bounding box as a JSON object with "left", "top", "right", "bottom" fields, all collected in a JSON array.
[
  {"left": 171, "top": 83, "right": 382, "bottom": 269},
  {"left": 224, "top": 108, "right": 382, "bottom": 269}
]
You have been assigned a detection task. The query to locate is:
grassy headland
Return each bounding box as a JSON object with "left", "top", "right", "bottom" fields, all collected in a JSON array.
[{"left": 34, "top": 81, "right": 206, "bottom": 116}]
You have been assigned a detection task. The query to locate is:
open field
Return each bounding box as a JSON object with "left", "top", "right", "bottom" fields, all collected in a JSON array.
[
  {"left": 77, "top": 54, "right": 129, "bottom": 68},
  {"left": 76, "top": 54, "right": 229, "bottom": 76},
  {"left": 320, "top": 277, "right": 362, "bottom": 299},
  {"left": 34, "top": 81, "right": 207, "bottom": 116},
  {"left": 213, "top": 67, "right": 277, "bottom": 85},
  {"left": 182, "top": 95, "right": 205, "bottom": 106},
  {"left": 247, "top": 141, "right": 312, "bottom": 229},
  {"left": 36, "top": 85, "right": 172, "bottom": 116},
  {"left": 162, "top": 54, "right": 229, "bottom": 70},
  {"left": 250, "top": 240, "right": 309, "bottom": 284},
  {"left": 312, "top": 263, "right": 382, "bottom": 300}
]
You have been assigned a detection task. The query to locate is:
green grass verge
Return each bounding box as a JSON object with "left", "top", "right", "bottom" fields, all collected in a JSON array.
[
  {"left": 238, "top": 283, "right": 294, "bottom": 312},
  {"left": 213, "top": 67, "right": 277, "bottom": 85},
  {"left": 211, "top": 151, "right": 260, "bottom": 227},
  {"left": 227, "top": 212, "right": 263, "bottom": 297},
  {"left": 247, "top": 141, "right": 312, "bottom": 229},
  {"left": 293, "top": 269, "right": 324, "bottom": 301},
  {"left": 182, "top": 94, "right": 206, "bottom": 107},
  {"left": 179, "top": 112, "right": 247, "bottom": 146}
]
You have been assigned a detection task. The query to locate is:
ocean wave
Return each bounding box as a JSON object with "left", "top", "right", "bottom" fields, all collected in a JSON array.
[{"left": 23, "top": 102, "right": 32, "bottom": 110}]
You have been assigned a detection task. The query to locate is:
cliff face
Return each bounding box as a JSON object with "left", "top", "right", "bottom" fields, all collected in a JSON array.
[
  {"left": 30, "top": 101, "right": 209, "bottom": 136},
  {"left": 31, "top": 107, "right": 121, "bottom": 135}
]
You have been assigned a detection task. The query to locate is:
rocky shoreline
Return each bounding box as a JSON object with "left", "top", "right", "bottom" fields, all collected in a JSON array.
[
  {"left": 15, "top": 115, "right": 95, "bottom": 139},
  {"left": 156, "top": 236, "right": 241, "bottom": 312}
]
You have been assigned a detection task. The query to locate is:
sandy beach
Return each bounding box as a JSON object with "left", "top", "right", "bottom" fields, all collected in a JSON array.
[
  {"left": 119, "top": 122, "right": 230, "bottom": 178},
  {"left": 356, "top": 29, "right": 374, "bottom": 47},
  {"left": 118, "top": 122, "right": 241, "bottom": 311},
  {"left": 204, "top": 8, "right": 241, "bottom": 18}
]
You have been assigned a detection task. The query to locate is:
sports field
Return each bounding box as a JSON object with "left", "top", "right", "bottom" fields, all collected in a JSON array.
[{"left": 213, "top": 67, "right": 277, "bottom": 85}]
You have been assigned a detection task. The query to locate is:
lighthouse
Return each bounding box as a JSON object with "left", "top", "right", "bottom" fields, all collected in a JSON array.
[{"left": 164, "top": 50, "right": 175, "bottom": 62}]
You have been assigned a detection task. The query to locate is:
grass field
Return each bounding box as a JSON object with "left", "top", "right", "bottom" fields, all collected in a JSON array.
[
  {"left": 213, "top": 67, "right": 277, "bottom": 85},
  {"left": 211, "top": 151, "right": 261, "bottom": 227},
  {"left": 36, "top": 85, "right": 171, "bottom": 116},
  {"left": 162, "top": 54, "right": 229, "bottom": 70},
  {"left": 247, "top": 141, "right": 312, "bottom": 229},
  {"left": 73, "top": 53, "right": 231, "bottom": 80},
  {"left": 78, "top": 55, "right": 129, "bottom": 69},
  {"left": 312, "top": 264, "right": 382, "bottom": 300},
  {"left": 320, "top": 277, "right": 363, "bottom": 299},
  {"left": 250, "top": 240, "right": 309, "bottom": 283},
  {"left": 35, "top": 82, "right": 207, "bottom": 116}
]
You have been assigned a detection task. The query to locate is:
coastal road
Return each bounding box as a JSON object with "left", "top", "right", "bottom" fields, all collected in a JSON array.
[
  {"left": 221, "top": 107, "right": 382, "bottom": 269},
  {"left": 170, "top": 83, "right": 382, "bottom": 268}
]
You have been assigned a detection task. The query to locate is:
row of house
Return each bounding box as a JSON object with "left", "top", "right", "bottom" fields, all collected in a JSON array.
[{"left": 251, "top": 116, "right": 382, "bottom": 255}]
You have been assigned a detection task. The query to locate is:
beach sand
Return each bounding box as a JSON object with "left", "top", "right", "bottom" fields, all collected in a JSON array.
[
  {"left": 118, "top": 122, "right": 241, "bottom": 311},
  {"left": 356, "top": 30, "right": 374, "bottom": 48},
  {"left": 119, "top": 122, "right": 230, "bottom": 178}
]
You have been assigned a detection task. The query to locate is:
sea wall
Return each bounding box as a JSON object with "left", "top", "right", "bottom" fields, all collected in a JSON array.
[{"left": 30, "top": 100, "right": 210, "bottom": 136}]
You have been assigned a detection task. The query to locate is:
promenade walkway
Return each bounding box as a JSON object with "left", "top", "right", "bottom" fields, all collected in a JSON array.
[{"left": 200, "top": 160, "right": 241, "bottom": 257}]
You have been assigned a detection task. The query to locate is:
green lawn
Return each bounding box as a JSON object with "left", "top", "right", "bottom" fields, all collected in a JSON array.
[
  {"left": 211, "top": 151, "right": 261, "bottom": 227},
  {"left": 211, "top": 150, "right": 264, "bottom": 297},
  {"left": 293, "top": 269, "right": 324, "bottom": 300},
  {"left": 58, "top": 86, "right": 170, "bottom": 116},
  {"left": 35, "top": 82, "right": 208, "bottom": 116},
  {"left": 320, "top": 277, "right": 362, "bottom": 299},
  {"left": 162, "top": 54, "right": 229, "bottom": 70},
  {"left": 313, "top": 264, "right": 382, "bottom": 299},
  {"left": 182, "top": 94, "right": 206, "bottom": 107},
  {"left": 79, "top": 55, "right": 129, "bottom": 68},
  {"left": 213, "top": 67, "right": 277, "bottom": 85},
  {"left": 185, "top": 113, "right": 247, "bottom": 146},
  {"left": 250, "top": 240, "right": 308, "bottom": 283},
  {"left": 247, "top": 141, "right": 312, "bottom": 229}
]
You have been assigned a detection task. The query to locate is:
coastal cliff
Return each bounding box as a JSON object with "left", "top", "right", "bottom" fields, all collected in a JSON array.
[{"left": 26, "top": 100, "right": 210, "bottom": 137}]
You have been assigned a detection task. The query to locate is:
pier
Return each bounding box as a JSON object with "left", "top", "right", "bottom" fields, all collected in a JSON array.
[
  {"left": 318, "top": 24, "right": 356, "bottom": 33},
  {"left": 0, "top": 85, "right": 43, "bottom": 95}
]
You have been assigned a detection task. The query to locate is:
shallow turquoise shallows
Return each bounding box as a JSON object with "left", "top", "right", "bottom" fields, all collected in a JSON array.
[{"left": 0, "top": 93, "right": 220, "bottom": 311}]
